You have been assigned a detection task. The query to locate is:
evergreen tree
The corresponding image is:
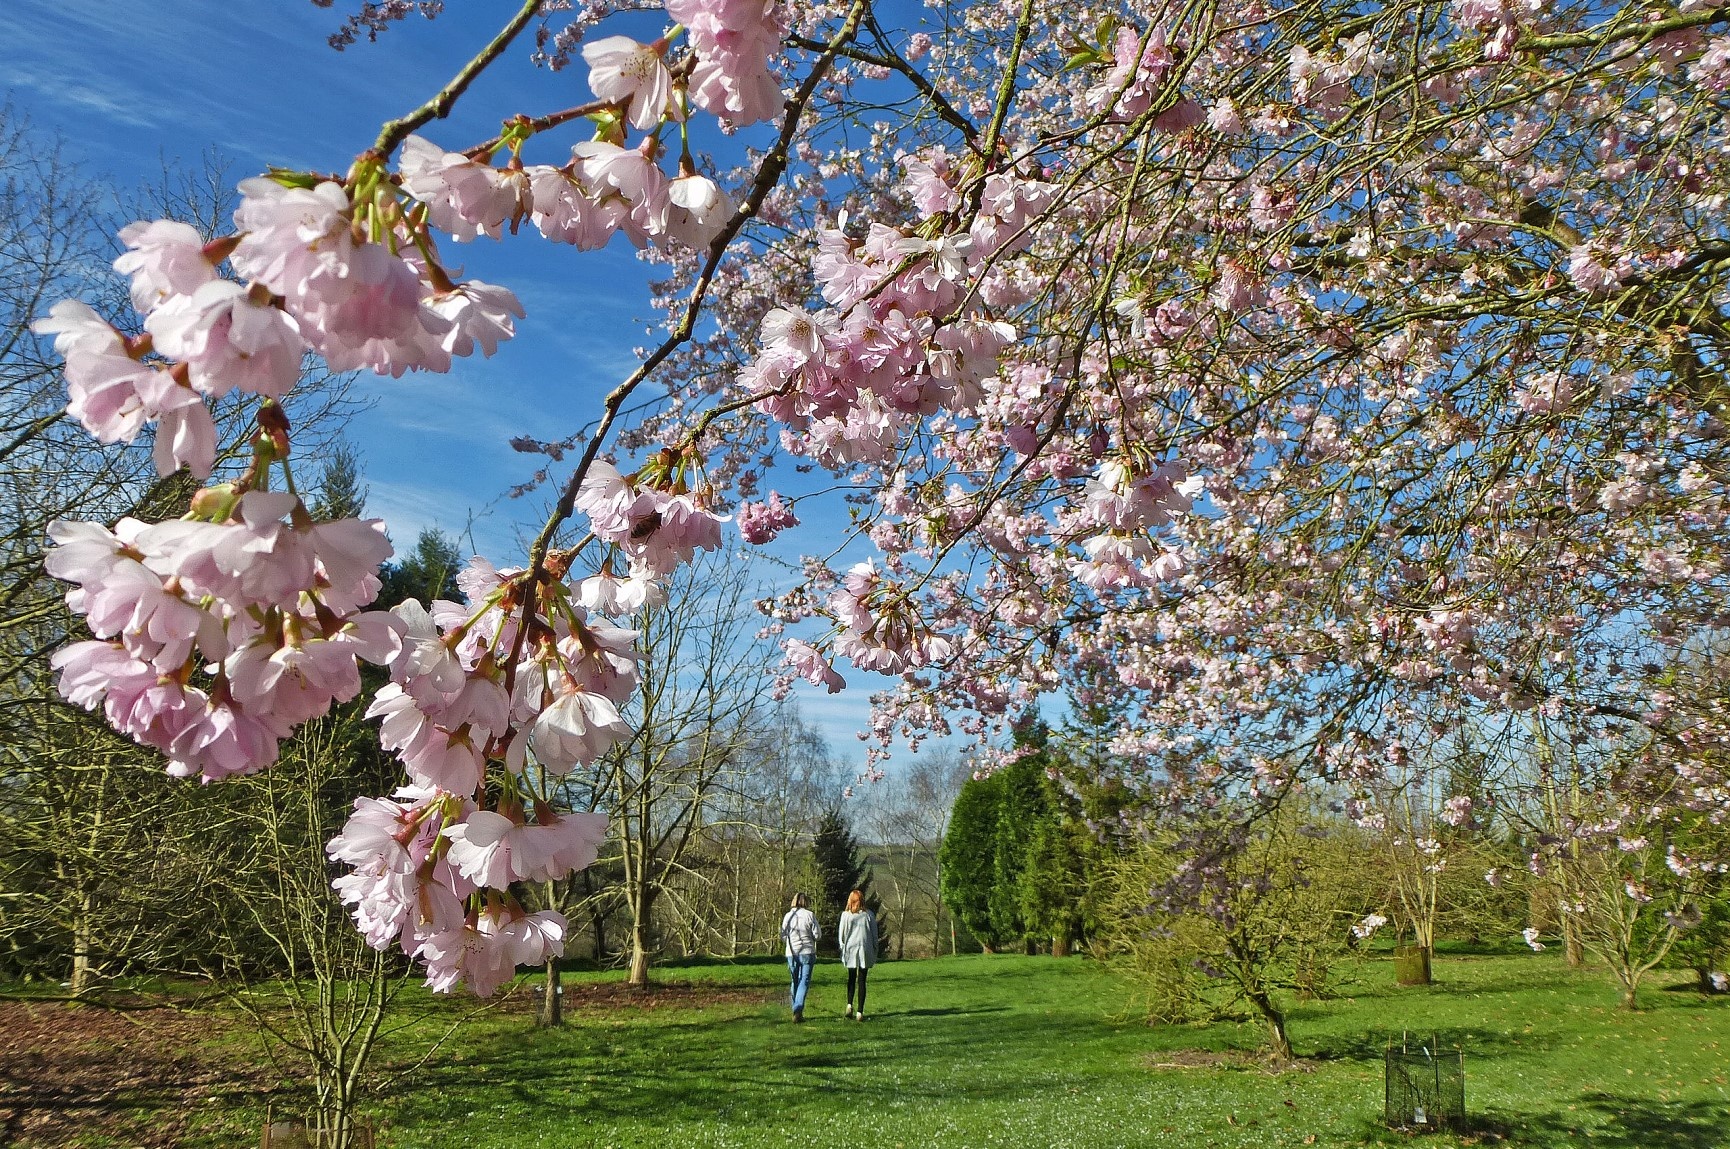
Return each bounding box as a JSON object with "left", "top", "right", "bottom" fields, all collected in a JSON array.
[
  {"left": 308, "top": 443, "right": 369, "bottom": 522},
  {"left": 939, "top": 770, "right": 1004, "bottom": 951},
  {"left": 377, "top": 527, "right": 463, "bottom": 609},
  {"left": 811, "top": 806, "right": 885, "bottom": 958},
  {"left": 1021, "top": 796, "right": 1088, "bottom": 957},
  {"left": 977, "top": 712, "right": 1066, "bottom": 952},
  {"left": 991, "top": 742, "right": 1050, "bottom": 951},
  {"left": 1030, "top": 666, "right": 1141, "bottom": 952}
]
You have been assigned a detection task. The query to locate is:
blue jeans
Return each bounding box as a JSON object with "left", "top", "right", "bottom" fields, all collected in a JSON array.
[{"left": 786, "top": 952, "right": 814, "bottom": 1013}]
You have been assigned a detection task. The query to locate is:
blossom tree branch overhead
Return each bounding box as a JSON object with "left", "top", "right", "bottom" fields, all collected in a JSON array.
[{"left": 33, "top": 0, "right": 1730, "bottom": 991}]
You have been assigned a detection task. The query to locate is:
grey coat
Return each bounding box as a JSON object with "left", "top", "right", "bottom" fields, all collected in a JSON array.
[{"left": 838, "top": 909, "right": 879, "bottom": 969}]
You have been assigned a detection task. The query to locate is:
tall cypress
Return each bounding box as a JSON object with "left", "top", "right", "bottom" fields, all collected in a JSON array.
[{"left": 939, "top": 771, "right": 1004, "bottom": 951}]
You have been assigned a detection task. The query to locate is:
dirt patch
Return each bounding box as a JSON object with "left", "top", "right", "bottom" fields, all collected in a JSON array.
[
  {"left": 0, "top": 996, "right": 269, "bottom": 1147},
  {"left": 1142, "top": 1048, "right": 1319, "bottom": 1075}
]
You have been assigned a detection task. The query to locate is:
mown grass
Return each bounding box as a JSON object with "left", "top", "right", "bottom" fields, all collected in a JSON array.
[{"left": 262, "top": 950, "right": 1730, "bottom": 1149}]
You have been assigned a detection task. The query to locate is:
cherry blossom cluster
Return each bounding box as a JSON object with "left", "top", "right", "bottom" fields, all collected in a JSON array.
[
  {"left": 402, "top": 132, "right": 734, "bottom": 253},
  {"left": 370, "top": 555, "right": 649, "bottom": 789},
  {"left": 736, "top": 491, "right": 797, "bottom": 544},
  {"left": 572, "top": 456, "right": 727, "bottom": 575},
  {"left": 46, "top": 493, "right": 397, "bottom": 781},
  {"left": 667, "top": 0, "right": 788, "bottom": 126},
  {"left": 34, "top": 0, "right": 769, "bottom": 993},
  {"left": 326, "top": 785, "right": 605, "bottom": 995},
  {"left": 35, "top": 173, "right": 526, "bottom": 482}
]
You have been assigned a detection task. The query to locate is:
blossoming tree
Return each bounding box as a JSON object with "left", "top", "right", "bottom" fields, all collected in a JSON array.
[{"left": 36, "top": 0, "right": 1730, "bottom": 993}]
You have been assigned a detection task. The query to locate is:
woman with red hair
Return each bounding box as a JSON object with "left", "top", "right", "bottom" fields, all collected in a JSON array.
[{"left": 838, "top": 889, "right": 879, "bottom": 1021}]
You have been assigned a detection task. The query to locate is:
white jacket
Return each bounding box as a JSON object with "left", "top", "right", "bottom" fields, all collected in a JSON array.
[{"left": 780, "top": 907, "right": 820, "bottom": 956}]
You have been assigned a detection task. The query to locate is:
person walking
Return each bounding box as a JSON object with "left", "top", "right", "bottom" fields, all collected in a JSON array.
[
  {"left": 838, "top": 889, "right": 878, "bottom": 1021},
  {"left": 780, "top": 891, "right": 820, "bottom": 1022}
]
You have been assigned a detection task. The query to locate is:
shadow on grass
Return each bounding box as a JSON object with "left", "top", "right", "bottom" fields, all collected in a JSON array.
[
  {"left": 1659, "top": 980, "right": 1723, "bottom": 997},
  {"left": 1354, "top": 1096, "right": 1730, "bottom": 1149},
  {"left": 1466, "top": 1095, "right": 1730, "bottom": 1149},
  {"left": 894, "top": 1006, "right": 1009, "bottom": 1018},
  {"left": 1303, "top": 1025, "right": 1555, "bottom": 1063},
  {"left": 389, "top": 1000, "right": 1117, "bottom": 1129}
]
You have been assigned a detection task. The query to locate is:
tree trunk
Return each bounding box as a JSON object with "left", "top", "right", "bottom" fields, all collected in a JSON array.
[
  {"left": 1394, "top": 944, "right": 1432, "bottom": 986},
  {"left": 1561, "top": 908, "right": 1585, "bottom": 967},
  {"left": 69, "top": 893, "right": 94, "bottom": 998},
  {"left": 627, "top": 881, "right": 654, "bottom": 987},
  {"left": 1247, "top": 989, "right": 1293, "bottom": 1061},
  {"left": 628, "top": 920, "right": 652, "bottom": 988},
  {"left": 1617, "top": 967, "right": 1643, "bottom": 1011},
  {"left": 538, "top": 957, "right": 563, "bottom": 1027},
  {"left": 1022, "top": 937, "right": 1037, "bottom": 956},
  {"left": 1051, "top": 935, "right": 1071, "bottom": 958}
]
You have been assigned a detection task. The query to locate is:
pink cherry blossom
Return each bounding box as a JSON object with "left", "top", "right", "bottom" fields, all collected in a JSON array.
[
  {"left": 782, "top": 638, "right": 845, "bottom": 693},
  {"left": 144, "top": 279, "right": 304, "bottom": 398},
  {"left": 574, "top": 562, "right": 667, "bottom": 616},
  {"left": 113, "top": 219, "right": 216, "bottom": 311},
  {"left": 667, "top": 0, "right": 787, "bottom": 126},
  {"left": 528, "top": 689, "right": 633, "bottom": 772},
  {"left": 427, "top": 280, "right": 524, "bottom": 358},
  {"left": 737, "top": 492, "right": 797, "bottom": 544},
  {"left": 399, "top": 135, "right": 529, "bottom": 241},
  {"left": 661, "top": 170, "right": 733, "bottom": 249},
  {"left": 583, "top": 35, "right": 677, "bottom": 131}
]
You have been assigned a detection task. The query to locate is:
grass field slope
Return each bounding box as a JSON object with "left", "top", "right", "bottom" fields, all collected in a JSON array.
[{"left": 365, "top": 950, "right": 1729, "bottom": 1149}]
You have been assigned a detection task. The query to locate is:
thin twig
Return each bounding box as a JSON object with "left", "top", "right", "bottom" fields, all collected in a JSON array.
[
  {"left": 504, "top": 0, "right": 874, "bottom": 675},
  {"left": 371, "top": 0, "right": 546, "bottom": 158}
]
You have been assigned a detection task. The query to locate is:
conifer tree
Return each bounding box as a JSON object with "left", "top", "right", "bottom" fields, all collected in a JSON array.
[
  {"left": 377, "top": 527, "right": 463, "bottom": 610},
  {"left": 939, "top": 771, "right": 1004, "bottom": 952},
  {"left": 812, "top": 806, "right": 885, "bottom": 958}
]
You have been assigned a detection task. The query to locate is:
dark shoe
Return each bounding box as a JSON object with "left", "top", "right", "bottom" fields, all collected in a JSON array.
[{"left": 793, "top": 1009, "right": 804, "bottom": 1023}]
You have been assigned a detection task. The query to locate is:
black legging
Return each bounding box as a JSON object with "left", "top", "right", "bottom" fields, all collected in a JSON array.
[{"left": 846, "top": 966, "right": 869, "bottom": 1013}]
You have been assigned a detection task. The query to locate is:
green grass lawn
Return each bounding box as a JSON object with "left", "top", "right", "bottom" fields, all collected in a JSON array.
[{"left": 345, "top": 951, "right": 1729, "bottom": 1149}]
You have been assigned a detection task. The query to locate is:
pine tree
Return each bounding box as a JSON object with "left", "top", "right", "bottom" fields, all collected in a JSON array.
[
  {"left": 308, "top": 443, "right": 369, "bottom": 522},
  {"left": 991, "top": 746, "right": 1048, "bottom": 951},
  {"left": 1020, "top": 797, "right": 1088, "bottom": 956},
  {"left": 978, "top": 713, "right": 1062, "bottom": 952},
  {"left": 811, "top": 806, "right": 885, "bottom": 958},
  {"left": 377, "top": 527, "right": 464, "bottom": 609}
]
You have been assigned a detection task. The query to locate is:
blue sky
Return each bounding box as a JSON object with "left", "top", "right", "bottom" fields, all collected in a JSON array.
[{"left": 6, "top": 0, "right": 886, "bottom": 757}]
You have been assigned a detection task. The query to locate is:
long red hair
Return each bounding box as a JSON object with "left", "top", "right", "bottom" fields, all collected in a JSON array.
[{"left": 846, "top": 889, "right": 864, "bottom": 913}]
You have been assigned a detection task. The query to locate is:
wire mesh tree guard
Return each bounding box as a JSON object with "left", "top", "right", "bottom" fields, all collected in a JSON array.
[{"left": 1384, "top": 1033, "right": 1465, "bottom": 1131}]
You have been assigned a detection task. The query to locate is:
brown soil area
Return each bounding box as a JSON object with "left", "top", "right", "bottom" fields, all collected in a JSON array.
[
  {"left": 0, "top": 978, "right": 769, "bottom": 1145},
  {"left": 0, "top": 996, "right": 268, "bottom": 1148}
]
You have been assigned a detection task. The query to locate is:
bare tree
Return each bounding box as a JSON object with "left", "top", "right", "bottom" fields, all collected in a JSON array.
[
  {"left": 0, "top": 107, "right": 359, "bottom": 992},
  {"left": 861, "top": 749, "right": 968, "bottom": 958},
  {"left": 681, "top": 699, "right": 841, "bottom": 958},
  {"left": 204, "top": 718, "right": 404, "bottom": 1149},
  {"left": 576, "top": 553, "right": 778, "bottom": 986}
]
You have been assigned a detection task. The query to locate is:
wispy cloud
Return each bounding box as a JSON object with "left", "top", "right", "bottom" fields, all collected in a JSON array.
[{"left": 362, "top": 477, "right": 521, "bottom": 561}]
